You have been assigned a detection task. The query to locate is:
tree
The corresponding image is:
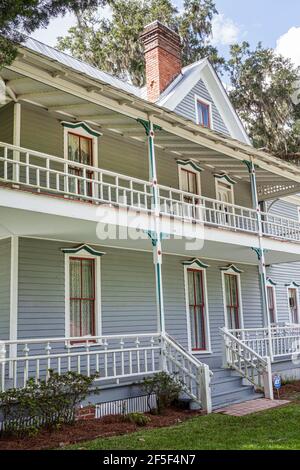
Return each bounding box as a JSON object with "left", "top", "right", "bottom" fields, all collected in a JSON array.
[
  {"left": 0, "top": 0, "right": 99, "bottom": 69},
  {"left": 57, "top": 0, "right": 224, "bottom": 87},
  {"left": 226, "top": 41, "right": 300, "bottom": 158}
]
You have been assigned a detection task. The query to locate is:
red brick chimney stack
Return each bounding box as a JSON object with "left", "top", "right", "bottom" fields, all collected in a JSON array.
[{"left": 140, "top": 21, "right": 182, "bottom": 103}]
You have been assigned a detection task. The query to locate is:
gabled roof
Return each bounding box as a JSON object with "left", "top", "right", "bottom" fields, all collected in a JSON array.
[{"left": 156, "top": 58, "right": 251, "bottom": 145}]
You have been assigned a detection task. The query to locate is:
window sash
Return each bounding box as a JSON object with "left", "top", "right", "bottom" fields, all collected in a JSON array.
[
  {"left": 187, "top": 269, "right": 207, "bottom": 351},
  {"left": 197, "top": 100, "right": 210, "bottom": 128},
  {"left": 288, "top": 288, "right": 299, "bottom": 324},
  {"left": 69, "top": 257, "right": 96, "bottom": 337},
  {"left": 224, "top": 274, "right": 240, "bottom": 329},
  {"left": 267, "top": 286, "right": 276, "bottom": 323}
]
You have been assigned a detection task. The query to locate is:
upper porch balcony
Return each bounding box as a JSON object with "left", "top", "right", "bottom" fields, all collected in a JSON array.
[{"left": 1, "top": 141, "right": 300, "bottom": 247}]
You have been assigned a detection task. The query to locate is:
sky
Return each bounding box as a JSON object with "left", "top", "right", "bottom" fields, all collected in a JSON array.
[{"left": 31, "top": 0, "right": 300, "bottom": 68}]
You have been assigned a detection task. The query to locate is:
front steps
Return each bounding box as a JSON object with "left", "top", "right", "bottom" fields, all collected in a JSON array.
[{"left": 211, "top": 368, "right": 264, "bottom": 410}]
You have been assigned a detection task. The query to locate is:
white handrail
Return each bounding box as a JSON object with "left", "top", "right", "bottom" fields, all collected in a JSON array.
[
  {"left": 0, "top": 332, "right": 213, "bottom": 413},
  {"left": 221, "top": 327, "right": 273, "bottom": 400}
]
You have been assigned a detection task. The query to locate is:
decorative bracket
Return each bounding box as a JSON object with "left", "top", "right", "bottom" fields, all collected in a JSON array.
[
  {"left": 137, "top": 118, "right": 162, "bottom": 136},
  {"left": 146, "top": 230, "right": 169, "bottom": 247}
]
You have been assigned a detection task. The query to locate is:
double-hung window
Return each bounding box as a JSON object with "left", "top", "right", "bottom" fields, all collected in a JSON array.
[
  {"left": 267, "top": 284, "right": 277, "bottom": 324},
  {"left": 196, "top": 98, "right": 211, "bottom": 128},
  {"left": 224, "top": 273, "right": 242, "bottom": 330}
]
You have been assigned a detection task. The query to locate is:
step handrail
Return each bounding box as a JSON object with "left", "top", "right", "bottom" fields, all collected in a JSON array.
[
  {"left": 220, "top": 327, "right": 273, "bottom": 400},
  {"left": 161, "top": 333, "right": 212, "bottom": 413}
]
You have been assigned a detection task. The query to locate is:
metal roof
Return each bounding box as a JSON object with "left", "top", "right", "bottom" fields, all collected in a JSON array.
[{"left": 24, "top": 37, "right": 142, "bottom": 98}]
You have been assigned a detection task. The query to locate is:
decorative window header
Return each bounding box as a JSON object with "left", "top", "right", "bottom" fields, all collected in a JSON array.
[
  {"left": 176, "top": 159, "right": 203, "bottom": 173},
  {"left": 61, "top": 244, "right": 106, "bottom": 257},
  {"left": 61, "top": 121, "right": 102, "bottom": 138},
  {"left": 220, "top": 264, "right": 243, "bottom": 274},
  {"left": 214, "top": 172, "right": 236, "bottom": 185},
  {"left": 182, "top": 258, "right": 210, "bottom": 269},
  {"left": 267, "top": 278, "right": 277, "bottom": 286},
  {"left": 285, "top": 281, "right": 300, "bottom": 288}
]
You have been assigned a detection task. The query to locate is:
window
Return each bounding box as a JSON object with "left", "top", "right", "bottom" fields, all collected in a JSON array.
[
  {"left": 288, "top": 288, "right": 299, "bottom": 324},
  {"left": 195, "top": 98, "right": 211, "bottom": 128},
  {"left": 267, "top": 284, "right": 277, "bottom": 324},
  {"left": 184, "top": 263, "right": 211, "bottom": 353},
  {"left": 178, "top": 162, "right": 202, "bottom": 219},
  {"left": 223, "top": 272, "right": 243, "bottom": 330},
  {"left": 215, "top": 179, "right": 235, "bottom": 225},
  {"left": 69, "top": 257, "right": 96, "bottom": 337}
]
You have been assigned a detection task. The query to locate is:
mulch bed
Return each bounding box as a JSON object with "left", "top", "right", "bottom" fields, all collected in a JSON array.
[
  {"left": 0, "top": 408, "right": 202, "bottom": 450},
  {"left": 275, "top": 380, "right": 300, "bottom": 402}
]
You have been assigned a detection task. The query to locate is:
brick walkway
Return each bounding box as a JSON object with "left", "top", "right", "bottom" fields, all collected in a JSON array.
[{"left": 215, "top": 399, "right": 290, "bottom": 416}]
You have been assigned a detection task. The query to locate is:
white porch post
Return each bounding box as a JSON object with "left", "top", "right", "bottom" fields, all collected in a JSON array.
[
  {"left": 138, "top": 118, "right": 166, "bottom": 335},
  {"left": 13, "top": 102, "right": 21, "bottom": 182},
  {"left": 9, "top": 236, "right": 19, "bottom": 375},
  {"left": 246, "top": 158, "right": 274, "bottom": 361}
]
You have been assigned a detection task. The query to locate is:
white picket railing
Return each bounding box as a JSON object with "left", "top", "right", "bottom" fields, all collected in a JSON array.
[
  {"left": 161, "top": 333, "right": 212, "bottom": 413},
  {"left": 0, "top": 142, "right": 153, "bottom": 212},
  {"left": 2, "top": 141, "right": 300, "bottom": 243},
  {"left": 158, "top": 185, "right": 258, "bottom": 233},
  {"left": 221, "top": 327, "right": 273, "bottom": 399},
  {"left": 0, "top": 332, "right": 212, "bottom": 413},
  {"left": 229, "top": 324, "right": 300, "bottom": 361}
]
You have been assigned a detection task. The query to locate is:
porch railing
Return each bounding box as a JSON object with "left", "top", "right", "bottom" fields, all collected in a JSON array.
[
  {"left": 221, "top": 327, "right": 273, "bottom": 399},
  {"left": 228, "top": 324, "right": 300, "bottom": 361},
  {"left": 0, "top": 332, "right": 212, "bottom": 413},
  {"left": 2, "top": 141, "right": 300, "bottom": 243}
]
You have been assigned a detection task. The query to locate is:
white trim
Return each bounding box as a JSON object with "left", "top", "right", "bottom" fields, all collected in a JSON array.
[
  {"left": 178, "top": 162, "right": 201, "bottom": 196},
  {"left": 64, "top": 248, "right": 102, "bottom": 340},
  {"left": 287, "top": 285, "right": 300, "bottom": 324},
  {"left": 221, "top": 267, "right": 244, "bottom": 330},
  {"left": 266, "top": 280, "right": 278, "bottom": 324},
  {"left": 12, "top": 102, "right": 21, "bottom": 181},
  {"left": 215, "top": 177, "right": 235, "bottom": 205},
  {"left": 194, "top": 94, "right": 213, "bottom": 129},
  {"left": 183, "top": 261, "right": 212, "bottom": 354},
  {"left": 9, "top": 236, "right": 19, "bottom": 367},
  {"left": 63, "top": 122, "right": 99, "bottom": 168}
]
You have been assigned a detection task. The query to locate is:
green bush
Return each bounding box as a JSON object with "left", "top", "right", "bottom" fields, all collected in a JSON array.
[
  {"left": 0, "top": 370, "right": 98, "bottom": 437},
  {"left": 123, "top": 412, "right": 151, "bottom": 426},
  {"left": 142, "top": 372, "right": 183, "bottom": 414}
]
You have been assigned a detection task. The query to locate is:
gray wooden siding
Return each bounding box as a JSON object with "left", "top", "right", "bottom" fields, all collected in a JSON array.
[
  {"left": 18, "top": 103, "right": 252, "bottom": 205},
  {"left": 0, "top": 238, "right": 11, "bottom": 340},
  {"left": 0, "top": 103, "right": 13, "bottom": 144},
  {"left": 17, "top": 238, "right": 264, "bottom": 368},
  {"left": 266, "top": 198, "right": 300, "bottom": 323},
  {"left": 174, "top": 79, "right": 230, "bottom": 136}
]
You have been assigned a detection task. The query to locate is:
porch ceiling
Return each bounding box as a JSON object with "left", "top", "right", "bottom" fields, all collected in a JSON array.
[{"left": 2, "top": 49, "right": 300, "bottom": 200}]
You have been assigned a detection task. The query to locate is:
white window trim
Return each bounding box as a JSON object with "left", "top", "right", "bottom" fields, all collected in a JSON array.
[
  {"left": 194, "top": 94, "right": 213, "bottom": 129},
  {"left": 183, "top": 262, "right": 212, "bottom": 355},
  {"left": 286, "top": 284, "right": 300, "bottom": 324},
  {"left": 178, "top": 162, "right": 202, "bottom": 196},
  {"left": 215, "top": 177, "right": 235, "bottom": 205},
  {"left": 266, "top": 279, "right": 278, "bottom": 324},
  {"left": 63, "top": 122, "right": 99, "bottom": 168},
  {"left": 221, "top": 268, "right": 244, "bottom": 330},
  {"left": 65, "top": 249, "right": 102, "bottom": 341}
]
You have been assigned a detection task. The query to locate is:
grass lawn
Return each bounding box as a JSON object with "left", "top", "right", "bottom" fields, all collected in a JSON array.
[{"left": 66, "top": 404, "right": 300, "bottom": 450}]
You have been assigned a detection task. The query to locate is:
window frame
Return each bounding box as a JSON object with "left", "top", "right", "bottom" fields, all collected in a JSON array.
[
  {"left": 287, "top": 285, "right": 300, "bottom": 324},
  {"left": 215, "top": 177, "right": 235, "bottom": 206},
  {"left": 184, "top": 261, "right": 211, "bottom": 354},
  {"left": 194, "top": 95, "right": 213, "bottom": 129},
  {"left": 266, "top": 280, "right": 277, "bottom": 324},
  {"left": 65, "top": 249, "right": 102, "bottom": 341},
  {"left": 63, "top": 122, "right": 99, "bottom": 168},
  {"left": 178, "top": 163, "right": 201, "bottom": 196},
  {"left": 221, "top": 267, "right": 244, "bottom": 330}
]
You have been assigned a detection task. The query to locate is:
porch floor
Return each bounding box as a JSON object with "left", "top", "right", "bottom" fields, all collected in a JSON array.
[{"left": 214, "top": 398, "right": 290, "bottom": 416}]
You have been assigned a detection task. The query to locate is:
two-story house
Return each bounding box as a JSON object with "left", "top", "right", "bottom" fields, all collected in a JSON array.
[{"left": 1, "top": 21, "right": 300, "bottom": 415}]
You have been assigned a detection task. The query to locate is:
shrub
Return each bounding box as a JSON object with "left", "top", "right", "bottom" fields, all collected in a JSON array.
[
  {"left": 0, "top": 370, "right": 98, "bottom": 437},
  {"left": 142, "top": 372, "right": 183, "bottom": 414},
  {"left": 123, "top": 412, "right": 151, "bottom": 426}
]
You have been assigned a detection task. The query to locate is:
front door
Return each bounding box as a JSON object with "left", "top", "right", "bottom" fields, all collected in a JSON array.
[
  {"left": 216, "top": 180, "right": 233, "bottom": 225},
  {"left": 288, "top": 288, "right": 299, "bottom": 324},
  {"left": 224, "top": 273, "right": 241, "bottom": 329},
  {"left": 68, "top": 132, "right": 93, "bottom": 197}
]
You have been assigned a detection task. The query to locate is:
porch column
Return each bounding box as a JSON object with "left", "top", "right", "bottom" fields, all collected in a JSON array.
[
  {"left": 9, "top": 236, "right": 19, "bottom": 373},
  {"left": 137, "top": 118, "right": 166, "bottom": 334},
  {"left": 245, "top": 158, "right": 271, "bottom": 328},
  {"left": 13, "top": 102, "right": 21, "bottom": 182}
]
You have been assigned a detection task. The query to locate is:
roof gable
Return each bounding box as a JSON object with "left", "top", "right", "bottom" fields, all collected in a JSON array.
[{"left": 157, "top": 59, "right": 251, "bottom": 145}]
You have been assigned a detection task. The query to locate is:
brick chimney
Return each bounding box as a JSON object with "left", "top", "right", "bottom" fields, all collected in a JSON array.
[{"left": 140, "top": 21, "right": 182, "bottom": 103}]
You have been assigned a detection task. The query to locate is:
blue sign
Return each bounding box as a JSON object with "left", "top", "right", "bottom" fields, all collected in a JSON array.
[{"left": 273, "top": 375, "right": 281, "bottom": 390}]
